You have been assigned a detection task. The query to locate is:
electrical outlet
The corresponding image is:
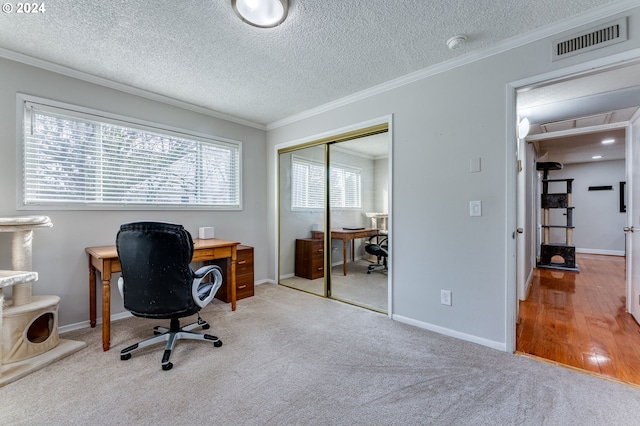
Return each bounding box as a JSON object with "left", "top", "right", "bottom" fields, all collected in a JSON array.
[{"left": 441, "top": 290, "right": 452, "bottom": 306}]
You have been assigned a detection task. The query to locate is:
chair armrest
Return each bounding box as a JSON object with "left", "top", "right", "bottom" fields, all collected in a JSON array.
[
  {"left": 192, "top": 265, "right": 223, "bottom": 308},
  {"left": 117, "top": 276, "right": 125, "bottom": 299}
]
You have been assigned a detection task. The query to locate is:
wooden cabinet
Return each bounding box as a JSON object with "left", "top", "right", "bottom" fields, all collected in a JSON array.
[
  {"left": 213, "top": 245, "right": 254, "bottom": 303},
  {"left": 295, "top": 238, "right": 324, "bottom": 280}
]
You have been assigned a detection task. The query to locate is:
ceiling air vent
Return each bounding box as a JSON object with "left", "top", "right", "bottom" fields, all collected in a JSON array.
[{"left": 552, "top": 17, "right": 627, "bottom": 61}]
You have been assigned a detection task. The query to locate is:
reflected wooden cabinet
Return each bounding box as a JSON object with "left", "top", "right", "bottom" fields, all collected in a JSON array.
[
  {"left": 295, "top": 238, "right": 324, "bottom": 280},
  {"left": 212, "top": 245, "right": 254, "bottom": 302}
]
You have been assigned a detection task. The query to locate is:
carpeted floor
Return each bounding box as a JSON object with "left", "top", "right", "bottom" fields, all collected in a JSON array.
[
  {"left": 2, "top": 283, "right": 640, "bottom": 425},
  {"left": 280, "top": 259, "right": 387, "bottom": 311}
]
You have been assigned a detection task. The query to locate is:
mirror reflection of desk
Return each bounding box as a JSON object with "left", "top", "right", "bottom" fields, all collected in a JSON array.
[{"left": 311, "top": 228, "right": 378, "bottom": 275}]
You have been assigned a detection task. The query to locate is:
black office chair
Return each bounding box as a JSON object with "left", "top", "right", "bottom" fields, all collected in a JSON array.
[
  {"left": 116, "top": 221, "right": 224, "bottom": 371},
  {"left": 365, "top": 233, "right": 388, "bottom": 274}
]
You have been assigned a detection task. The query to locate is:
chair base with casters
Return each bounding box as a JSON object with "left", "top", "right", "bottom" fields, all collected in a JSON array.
[
  {"left": 367, "top": 258, "right": 388, "bottom": 274},
  {"left": 120, "top": 315, "right": 222, "bottom": 371}
]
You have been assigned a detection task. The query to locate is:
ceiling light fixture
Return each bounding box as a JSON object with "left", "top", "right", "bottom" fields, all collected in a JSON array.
[
  {"left": 232, "top": 0, "right": 288, "bottom": 28},
  {"left": 592, "top": 155, "right": 603, "bottom": 159},
  {"left": 601, "top": 138, "right": 615, "bottom": 144},
  {"left": 446, "top": 35, "right": 467, "bottom": 50}
]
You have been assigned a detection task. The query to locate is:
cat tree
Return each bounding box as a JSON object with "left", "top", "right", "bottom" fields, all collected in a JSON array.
[
  {"left": 536, "top": 162, "right": 579, "bottom": 272},
  {"left": 0, "top": 216, "right": 85, "bottom": 387}
]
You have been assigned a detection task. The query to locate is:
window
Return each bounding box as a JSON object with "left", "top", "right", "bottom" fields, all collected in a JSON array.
[
  {"left": 291, "top": 155, "right": 361, "bottom": 210},
  {"left": 20, "top": 96, "right": 241, "bottom": 209}
]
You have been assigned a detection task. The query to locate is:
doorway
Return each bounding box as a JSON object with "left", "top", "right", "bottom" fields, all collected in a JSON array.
[
  {"left": 277, "top": 123, "right": 391, "bottom": 313},
  {"left": 513, "top": 61, "right": 640, "bottom": 384}
]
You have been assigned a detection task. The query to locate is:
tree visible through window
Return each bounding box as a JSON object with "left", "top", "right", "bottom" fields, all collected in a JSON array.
[{"left": 21, "top": 99, "right": 241, "bottom": 209}]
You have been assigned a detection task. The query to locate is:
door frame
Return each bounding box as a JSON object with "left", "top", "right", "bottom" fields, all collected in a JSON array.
[
  {"left": 273, "top": 115, "right": 394, "bottom": 317},
  {"left": 506, "top": 50, "right": 640, "bottom": 353}
]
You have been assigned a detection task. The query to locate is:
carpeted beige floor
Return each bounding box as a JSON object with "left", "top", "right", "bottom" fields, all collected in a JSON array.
[
  {"left": 281, "top": 259, "right": 387, "bottom": 311},
  {"left": 2, "top": 283, "right": 640, "bottom": 425}
]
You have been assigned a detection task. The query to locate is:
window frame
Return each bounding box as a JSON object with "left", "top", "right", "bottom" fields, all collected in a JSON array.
[
  {"left": 291, "top": 154, "right": 362, "bottom": 212},
  {"left": 17, "top": 94, "right": 243, "bottom": 211}
]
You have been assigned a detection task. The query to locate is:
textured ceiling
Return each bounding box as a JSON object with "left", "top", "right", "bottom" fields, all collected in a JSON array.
[{"left": 0, "top": 0, "right": 626, "bottom": 126}]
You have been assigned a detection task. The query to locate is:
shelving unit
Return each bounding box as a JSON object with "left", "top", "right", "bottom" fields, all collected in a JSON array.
[{"left": 537, "top": 162, "right": 579, "bottom": 272}]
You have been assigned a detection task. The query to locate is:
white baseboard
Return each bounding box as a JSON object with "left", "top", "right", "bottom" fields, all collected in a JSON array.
[
  {"left": 521, "top": 268, "right": 534, "bottom": 302},
  {"left": 392, "top": 314, "right": 507, "bottom": 352},
  {"left": 59, "top": 311, "right": 132, "bottom": 334},
  {"left": 576, "top": 248, "right": 625, "bottom": 256},
  {"left": 60, "top": 281, "right": 275, "bottom": 334}
]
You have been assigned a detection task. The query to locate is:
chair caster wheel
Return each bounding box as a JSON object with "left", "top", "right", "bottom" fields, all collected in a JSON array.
[
  {"left": 202, "top": 324, "right": 210, "bottom": 330},
  {"left": 162, "top": 362, "right": 173, "bottom": 371},
  {"left": 367, "top": 271, "right": 371, "bottom": 274},
  {"left": 214, "top": 340, "right": 223, "bottom": 347},
  {"left": 121, "top": 353, "right": 132, "bottom": 361}
]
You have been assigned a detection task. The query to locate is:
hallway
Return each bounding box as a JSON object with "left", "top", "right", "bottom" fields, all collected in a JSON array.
[{"left": 516, "top": 253, "right": 640, "bottom": 386}]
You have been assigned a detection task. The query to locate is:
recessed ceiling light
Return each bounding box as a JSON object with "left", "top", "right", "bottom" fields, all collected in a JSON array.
[
  {"left": 232, "top": 0, "right": 288, "bottom": 28},
  {"left": 601, "top": 138, "right": 615, "bottom": 144},
  {"left": 592, "top": 155, "right": 603, "bottom": 159}
]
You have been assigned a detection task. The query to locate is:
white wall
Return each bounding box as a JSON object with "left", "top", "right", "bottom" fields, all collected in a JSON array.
[
  {"left": 0, "top": 57, "right": 268, "bottom": 327},
  {"left": 547, "top": 160, "right": 626, "bottom": 254},
  {"left": 267, "top": 7, "right": 640, "bottom": 349},
  {"left": 374, "top": 157, "right": 389, "bottom": 214}
]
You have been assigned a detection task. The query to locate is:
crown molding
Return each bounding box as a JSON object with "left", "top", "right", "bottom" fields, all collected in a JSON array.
[
  {"left": 0, "top": 47, "right": 266, "bottom": 131},
  {"left": 267, "top": 0, "right": 639, "bottom": 131},
  {"left": 1, "top": 0, "right": 636, "bottom": 133}
]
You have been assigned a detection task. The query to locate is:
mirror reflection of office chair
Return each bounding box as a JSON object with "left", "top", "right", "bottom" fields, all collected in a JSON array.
[
  {"left": 365, "top": 233, "right": 388, "bottom": 274},
  {"left": 116, "top": 221, "right": 224, "bottom": 371}
]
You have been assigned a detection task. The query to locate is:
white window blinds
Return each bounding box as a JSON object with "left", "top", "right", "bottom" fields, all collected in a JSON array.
[
  {"left": 291, "top": 155, "right": 361, "bottom": 210},
  {"left": 21, "top": 99, "right": 241, "bottom": 209}
]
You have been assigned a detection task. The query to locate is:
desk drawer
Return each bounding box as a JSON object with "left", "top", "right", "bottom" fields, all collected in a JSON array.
[
  {"left": 354, "top": 230, "right": 376, "bottom": 239},
  {"left": 212, "top": 245, "right": 254, "bottom": 303},
  {"left": 295, "top": 239, "right": 324, "bottom": 280},
  {"left": 192, "top": 246, "right": 232, "bottom": 262}
]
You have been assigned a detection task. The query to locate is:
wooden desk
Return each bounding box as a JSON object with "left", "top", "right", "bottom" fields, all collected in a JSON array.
[
  {"left": 311, "top": 228, "right": 378, "bottom": 275},
  {"left": 85, "top": 238, "right": 240, "bottom": 351}
]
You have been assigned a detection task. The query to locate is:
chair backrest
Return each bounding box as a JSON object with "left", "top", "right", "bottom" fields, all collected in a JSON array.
[{"left": 116, "top": 221, "right": 197, "bottom": 318}]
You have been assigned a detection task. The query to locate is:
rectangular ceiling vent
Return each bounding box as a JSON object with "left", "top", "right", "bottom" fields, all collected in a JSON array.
[{"left": 552, "top": 17, "right": 627, "bottom": 61}]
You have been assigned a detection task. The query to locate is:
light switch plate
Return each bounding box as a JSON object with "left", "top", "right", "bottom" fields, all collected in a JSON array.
[{"left": 470, "top": 200, "right": 482, "bottom": 217}]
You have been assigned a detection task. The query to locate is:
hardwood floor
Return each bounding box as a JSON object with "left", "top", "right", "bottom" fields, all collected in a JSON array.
[{"left": 516, "top": 253, "right": 640, "bottom": 386}]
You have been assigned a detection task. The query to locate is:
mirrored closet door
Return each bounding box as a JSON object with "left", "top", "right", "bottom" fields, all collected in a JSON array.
[
  {"left": 278, "top": 144, "right": 327, "bottom": 297},
  {"left": 277, "top": 125, "right": 389, "bottom": 313},
  {"left": 328, "top": 136, "right": 389, "bottom": 312}
]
